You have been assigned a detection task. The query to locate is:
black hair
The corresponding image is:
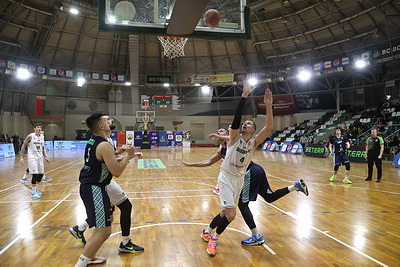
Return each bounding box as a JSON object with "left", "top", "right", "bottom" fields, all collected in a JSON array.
[
  {"left": 85, "top": 113, "right": 106, "bottom": 132},
  {"left": 33, "top": 123, "right": 42, "bottom": 128}
]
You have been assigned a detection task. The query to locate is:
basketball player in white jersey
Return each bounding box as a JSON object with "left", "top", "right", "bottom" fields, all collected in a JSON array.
[
  {"left": 203, "top": 77, "right": 273, "bottom": 256},
  {"left": 20, "top": 123, "right": 49, "bottom": 199}
]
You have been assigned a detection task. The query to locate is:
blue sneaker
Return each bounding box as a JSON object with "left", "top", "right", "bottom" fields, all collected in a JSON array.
[
  {"left": 241, "top": 235, "right": 264, "bottom": 246},
  {"left": 31, "top": 193, "right": 41, "bottom": 199},
  {"left": 36, "top": 190, "right": 43, "bottom": 195},
  {"left": 295, "top": 179, "right": 309, "bottom": 196}
]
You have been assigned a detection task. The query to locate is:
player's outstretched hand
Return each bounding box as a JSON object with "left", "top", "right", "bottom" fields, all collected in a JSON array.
[
  {"left": 242, "top": 74, "right": 256, "bottom": 97},
  {"left": 134, "top": 152, "right": 143, "bottom": 159},
  {"left": 264, "top": 88, "right": 272, "bottom": 107}
]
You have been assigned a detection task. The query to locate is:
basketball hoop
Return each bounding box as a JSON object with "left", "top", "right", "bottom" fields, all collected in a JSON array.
[{"left": 158, "top": 36, "right": 188, "bottom": 59}]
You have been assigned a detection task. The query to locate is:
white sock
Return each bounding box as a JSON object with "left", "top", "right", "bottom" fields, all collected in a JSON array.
[
  {"left": 251, "top": 228, "right": 260, "bottom": 237},
  {"left": 31, "top": 186, "right": 37, "bottom": 194},
  {"left": 212, "top": 233, "right": 219, "bottom": 240},
  {"left": 288, "top": 185, "right": 296, "bottom": 192},
  {"left": 205, "top": 226, "right": 213, "bottom": 234},
  {"left": 78, "top": 221, "right": 89, "bottom": 232},
  {"left": 344, "top": 175, "right": 348, "bottom": 179},
  {"left": 122, "top": 236, "right": 130, "bottom": 245},
  {"left": 22, "top": 174, "right": 27, "bottom": 178},
  {"left": 75, "top": 254, "right": 90, "bottom": 267}
]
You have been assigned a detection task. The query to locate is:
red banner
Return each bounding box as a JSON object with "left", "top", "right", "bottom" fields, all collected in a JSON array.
[
  {"left": 117, "top": 131, "right": 126, "bottom": 148},
  {"left": 36, "top": 96, "right": 45, "bottom": 115},
  {"left": 254, "top": 94, "right": 297, "bottom": 116}
]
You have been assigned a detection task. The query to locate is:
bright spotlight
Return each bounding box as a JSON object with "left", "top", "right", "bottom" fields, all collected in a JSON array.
[
  {"left": 16, "top": 68, "right": 31, "bottom": 80},
  {"left": 69, "top": 8, "right": 79, "bottom": 15},
  {"left": 248, "top": 77, "right": 258, "bottom": 86},
  {"left": 163, "top": 83, "right": 170, "bottom": 87},
  {"left": 77, "top": 77, "right": 86, "bottom": 87},
  {"left": 108, "top": 15, "right": 117, "bottom": 23},
  {"left": 125, "top": 81, "right": 131, "bottom": 86},
  {"left": 194, "top": 83, "right": 201, "bottom": 86},
  {"left": 201, "top": 85, "right": 210, "bottom": 94},
  {"left": 355, "top": 60, "right": 366, "bottom": 69},
  {"left": 297, "top": 70, "right": 311, "bottom": 82}
]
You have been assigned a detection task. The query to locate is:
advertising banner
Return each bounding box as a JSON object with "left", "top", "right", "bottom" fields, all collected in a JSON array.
[
  {"left": 53, "top": 141, "right": 88, "bottom": 150},
  {"left": 346, "top": 146, "right": 367, "bottom": 163},
  {"left": 117, "top": 131, "right": 126, "bottom": 148},
  {"left": 110, "top": 131, "right": 117, "bottom": 148},
  {"left": 0, "top": 143, "right": 16, "bottom": 158},
  {"left": 394, "top": 152, "right": 400, "bottom": 168},
  {"left": 304, "top": 144, "right": 329, "bottom": 158},
  {"left": 280, "top": 142, "right": 303, "bottom": 154},
  {"left": 44, "top": 141, "right": 53, "bottom": 151},
  {"left": 174, "top": 131, "right": 183, "bottom": 146},
  {"left": 254, "top": 94, "right": 297, "bottom": 116},
  {"left": 149, "top": 131, "right": 159, "bottom": 147},
  {"left": 126, "top": 131, "right": 135, "bottom": 146},
  {"left": 262, "top": 141, "right": 279, "bottom": 152},
  {"left": 158, "top": 131, "right": 168, "bottom": 147},
  {"left": 167, "top": 131, "right": 175, "bottom": 146},
  {"left": 133, "top": 131, "right": 143, "bottom": 147}
]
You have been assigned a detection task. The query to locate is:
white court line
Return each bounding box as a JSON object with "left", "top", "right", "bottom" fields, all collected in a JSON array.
[
  {"left": 264, "top": 201, "right": 388, "bottom": 266},
  {"left": 109, "top": 222, "right": 276, "bottom": 255},
  {"left": 0, "top": 194, "right": 71, "bottom": 255},
  {"left": 0, "top": 183, "right": 24, "bottom": 193},
  {"left": 44, "top": 159, "right": 82, "bottom": 174}
]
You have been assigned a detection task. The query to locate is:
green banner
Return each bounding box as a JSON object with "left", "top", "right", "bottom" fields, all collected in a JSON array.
[{"left": 138, "top": 159, "right": 166, "bottom": 169}]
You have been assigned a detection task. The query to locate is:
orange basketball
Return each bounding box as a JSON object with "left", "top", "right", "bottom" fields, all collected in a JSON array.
[{"left": 204, "top": 9, "right": 221, "bottom": 27}]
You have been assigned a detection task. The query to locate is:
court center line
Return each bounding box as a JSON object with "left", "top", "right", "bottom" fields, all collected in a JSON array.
[
  {"left": 264, "top": 201, "right": 388, "bottom": 267},
  {"left": 109, "top": 222, "right": 276, "bottom": 255},
  {"left": 0, "top": 194, "right": 71, "bottom": 255}
]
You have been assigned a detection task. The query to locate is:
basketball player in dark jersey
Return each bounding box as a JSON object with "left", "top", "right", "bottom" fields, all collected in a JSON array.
[
  {"left": 74, "top": 113, "right": 138, "bottom": 267},
  {"left": 183, "top": 131, "right": 309, "bottom": 246},
  {"left": 328, "top": 127, "right": 352, "bottom": 184}
]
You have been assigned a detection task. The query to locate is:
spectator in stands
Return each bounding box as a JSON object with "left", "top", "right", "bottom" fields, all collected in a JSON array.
[
  {"left": 11, "top": 133, "right": 20, "bottom": 155},
  {"left": 300, "top": 135, "right": 308, "bottom": 144}
]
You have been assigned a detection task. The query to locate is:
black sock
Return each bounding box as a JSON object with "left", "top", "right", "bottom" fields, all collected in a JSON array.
[{"left": 209, "top": 214, "right": 222, "bottom": 229}]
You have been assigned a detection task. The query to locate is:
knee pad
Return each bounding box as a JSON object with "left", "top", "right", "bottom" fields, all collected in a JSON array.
[
  {"left": 334, "top": 165, "right": 339, "bottom": 171},
  {"left": 345, "top": 163, "right": 350, "bottom": 171}
]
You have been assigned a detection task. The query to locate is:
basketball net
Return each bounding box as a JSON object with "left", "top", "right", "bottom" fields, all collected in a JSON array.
[
  {"left": 143, "top": 116, "right": 149, "bottom": 131},
  {"left": 157, "top": 36, "right": 188, "bottom": 59}
]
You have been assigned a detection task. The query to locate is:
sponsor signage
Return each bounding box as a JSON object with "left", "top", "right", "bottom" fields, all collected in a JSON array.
[
  {"left": 280, "top": 142, "right": 303, "bottom": 154},
  {"left": 254, "top": 94, "right": 297, "bottom": 116},
  {"left": 149, "top": 131, "right": 159, "bottom": 147},
  {"left": 147, "top": 75, "right": 171, "bottom": 84},
  {"left": 174, "top": 131, "right": 183, "bottom": 146},
  {"left": 133, "top": 131, "right": 143, "bottom": 147},
  {"left": 117, "top": 131, "right": 126, "bottom": 148},
  {"left": 126, "top": 131, "right": 134, "bottom": 146},
  {"left": 304, "top": 144, "right": 329, "bottom": 158},
  {"left": 262, "top": 141, "right": 279, "bottom": 152},
  {"left": 167, "top": 131, "right": 175, "bottom": 147},
  {"left": 394, "top": 152, "right": 400, "bottom": 168},
  {"left": 0, "top": 144, "right": 16, "bottom": 158},
  {"left": 346, "top": 146, "right": 367, "bottom": 163},
  {"left": 44, "top": 141, "right": 53, "bottom": 151},
  {"left": 54, "top": 141, "right": 88, "bottom": 150},
  {"left": 210, "top": 73, "right": 234, "bottom": 83},
  {"left": 158, "top": 131, "right": 168, "bottom": 147}
]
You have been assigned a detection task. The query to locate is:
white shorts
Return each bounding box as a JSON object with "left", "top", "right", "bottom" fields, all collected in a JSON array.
[
  {"left": 218, "top": 171, "right": 244, "bottom": 209},
  {"left": 28, "top": 158, "right": 44, "bottom": 174},
  {"left": 105, "top": 179, "right": 128, "bottom": 206}
]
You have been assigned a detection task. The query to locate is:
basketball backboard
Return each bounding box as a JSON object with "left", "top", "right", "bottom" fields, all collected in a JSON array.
[
  {"left": 98, "top": 0, "right": 250, "bottom": 39},
  {"left": 136, "top": 110, "right": 156, "bottom": 123}
]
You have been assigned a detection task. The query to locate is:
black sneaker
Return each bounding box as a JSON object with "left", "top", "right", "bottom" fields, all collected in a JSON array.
[
  {"left": 118, "top": 240, "right": 144, "bottom": 253},
  {"left": 365, "top": 177, "right": 372, "bottom": 181},
  {"left": 376, "top": 179, "right": 381, "bottom": 183},
  {"left": 69, "top": 225, "right": 87, "bottom": 245}
]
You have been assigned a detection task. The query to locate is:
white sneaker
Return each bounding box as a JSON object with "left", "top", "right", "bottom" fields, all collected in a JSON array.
[
  {"left": 20, "top": 177, "right": 29, "bottom": 182},
  {"left": 88, "top": 256, "right": 106, "bottom": 265},
  {"left": 43, "top": 177, "right": 52, "bottom": 182}
]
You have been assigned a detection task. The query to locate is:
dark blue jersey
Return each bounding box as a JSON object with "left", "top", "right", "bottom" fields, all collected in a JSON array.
[
  {"left": 330, "top": 135, "right": 348, "bottom": 154},
  {"left": 79, "top": 135, "right": 113, "bottom": 186}
]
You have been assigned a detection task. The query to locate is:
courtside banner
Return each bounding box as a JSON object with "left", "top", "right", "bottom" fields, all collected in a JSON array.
[
  {"left": 174, "top": 131, "right": 183, "bottom": 146},
  {"left": 126, "top": 131, "right": 134, "bottom": 146},
  {"left": 0, "top": 143, "right": 15, "bottom": 158},
  {"left": 117, "top": 131, "right": 126, "bottom": 147},
  {"left": 44, "top": 141, "right": 53, "bottom": 151},
  {"left": 149, "top": 131, "right": 159, "bottom": 147},
  {"left": 133, "top": 131, "right": 142, "bottom": 147},
  {"left": 280, "top": 142, "right": 303, "bottom": 154},
  {"left": 304, "top": 144, "right": 329, "bottom": 158},
  {"left": 346, "top": 146, "right": 367, "bottom": 163},
  {"left": 394, "top": 152, "right": 400, "bottom": 168},
  {"left": 158, "top": 131, "right": 167, "bottom": 147},
  {"left": 262, "top": 141, "right": 279, "bottom": 152},
  {"left": 167, "top": 131, "right": 175, "bottom": 147}
]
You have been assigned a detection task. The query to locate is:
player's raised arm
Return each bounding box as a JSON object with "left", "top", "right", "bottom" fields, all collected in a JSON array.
[
  {"left": 229, "top": 76, "right": 255, "bottom": 146},
  {"left": 254, "top": 88, "right": 273, "bottom": 148}
]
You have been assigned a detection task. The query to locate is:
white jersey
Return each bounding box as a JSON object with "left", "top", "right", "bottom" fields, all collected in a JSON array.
[
  {"left": 221, "top": 136, "right": 255, "bottom": 177},
  {"left": 27, "top": 133, "right": 45, "bottom": 159}
]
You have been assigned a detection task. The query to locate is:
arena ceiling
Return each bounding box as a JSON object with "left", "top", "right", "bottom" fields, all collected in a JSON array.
[{"left": 0, "top": 0, "right": 400, "bottom": 100}]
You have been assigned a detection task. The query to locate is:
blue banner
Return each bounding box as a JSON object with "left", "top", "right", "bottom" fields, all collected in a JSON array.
[
  {"left": 167, "top": 131, "right": 175, "bottom": 147},
  {"left": 280, "top": 142, "right": 303, "bottom": 154},
  {"left": 394, "top": 152, "right": 400, "bottom": 168},
  {"left": 262, "top": 141, "right": 279, "bottom": 152},
  {"left": 134, "top": 131, "right": 143, "bottom": 147},
  {"left": 44, "top": 141, "right": 53, "bottom": 151},
  {"left": 149, "top": 131, "right": 159, "bottom": 147},
  {"left": 110, "top": 131, "right": 117, "bottom": 148},
  {"left": 158, "top": 131, "right": 167, "bottom": 147},
  {"left": 54, "top": 140, "right": 88, "bottom": 150},
  {"left": 174, "top": 131, "right": 183, "bottom": 146},
  {"left": 0, "top": 143, "right": 15, "bottom": 158}
]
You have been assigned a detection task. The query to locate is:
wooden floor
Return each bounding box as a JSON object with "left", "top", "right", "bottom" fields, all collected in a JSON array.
[{"left": 0, "top": 147, "right": 399, "bottom": 266}]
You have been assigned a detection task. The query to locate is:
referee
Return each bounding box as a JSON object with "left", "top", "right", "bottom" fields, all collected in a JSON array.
[{"left": 365, "top": 128, "right": 384, "bottom": 182}]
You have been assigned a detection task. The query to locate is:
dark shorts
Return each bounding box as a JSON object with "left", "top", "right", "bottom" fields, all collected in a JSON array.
[
  {"left": 333, "top": 153, "right": 350, "bottom": 166},
  {"left": 80, "top": 184, "right": 112, "bottom": 228},
  {"left": 240, "top": 162, "right": 270, "bottom": 203}
]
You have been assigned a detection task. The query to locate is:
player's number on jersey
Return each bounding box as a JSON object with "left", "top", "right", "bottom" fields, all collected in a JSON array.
[
  {"left": 85, "top": 148, "right": 91, "bottom": 163},
  {"left": 239, "top": 157, "right": 245, "bottom": 163}
]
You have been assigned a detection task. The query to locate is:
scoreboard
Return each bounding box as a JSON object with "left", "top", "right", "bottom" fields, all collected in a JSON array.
[{"left": 141, "top": 94, "right": 182, "bottom": 110}]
